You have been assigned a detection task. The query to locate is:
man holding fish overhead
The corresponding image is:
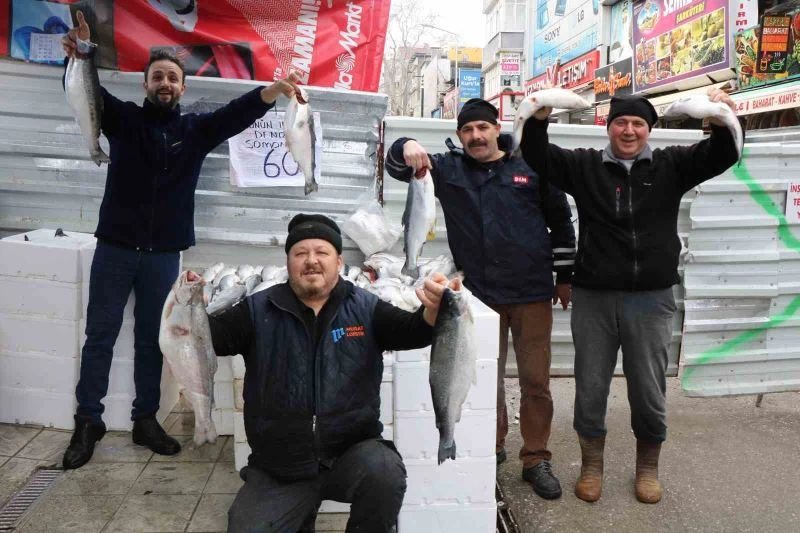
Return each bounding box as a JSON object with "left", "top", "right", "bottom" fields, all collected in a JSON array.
[
  {"left": 59, "top": 10, "right": 304, "bottom": 470},
  {"left": 386, "top": 98, "right": 576, "bottom": 500},
  {"left": 518, "top": 89, "right": 739, "bottom": 504},
  {"left": 200, "top": 214, "right": 451, "bottom": 532}
]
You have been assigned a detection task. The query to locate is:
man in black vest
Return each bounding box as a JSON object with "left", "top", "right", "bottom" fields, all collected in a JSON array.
[{"left": 205, "top": 214, "right": 451, "bottom": 532}]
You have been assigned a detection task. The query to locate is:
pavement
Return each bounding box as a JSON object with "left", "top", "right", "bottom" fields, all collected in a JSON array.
[
  {"left": 2, "top": 377, "right": 798, "bottom": 532},
  {"left": 497, "top": 377, "right": 800, "bottom": 533}
]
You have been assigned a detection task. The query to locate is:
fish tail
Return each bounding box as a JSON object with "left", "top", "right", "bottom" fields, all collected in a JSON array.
[
  {"left": 92, "top": 148, "right": 110, "bottom": 166},
  {"left": 401, "top": 261, "right": 418, "bottom": 279},
  {"left": 193, "top": 414, "right": 218, "bottom": 447},
  {"left": 437, "top": 439, "right": 456, "bottom": 465}
]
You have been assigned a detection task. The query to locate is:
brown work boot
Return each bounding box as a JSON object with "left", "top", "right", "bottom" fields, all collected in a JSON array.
[
  {"left": 574, "top": 435, "right": 605, "bottom": 502},
  {"left": 635, "top": 440, "right": 663, "bottom": 503}
]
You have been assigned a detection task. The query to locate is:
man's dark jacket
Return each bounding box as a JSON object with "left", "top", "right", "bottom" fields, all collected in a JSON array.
[
  {"left": 208, "top": 280, "right": 433, "bottom": 481},
  {"left": 520, "top": 118, "right": 739, "bottom": 291},
  {"left": 385, "top": 134, "right": 575, "bottom": 306}
]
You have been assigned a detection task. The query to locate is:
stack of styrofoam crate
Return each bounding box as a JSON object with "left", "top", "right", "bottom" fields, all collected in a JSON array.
[
  {"left": 394, "top": 298, "right": 499, "bottom": 533},
  {"left": 211, "top": 357, "right": 235, "bottom": 435},
  {"left": 77, "top": 238, "right": 180, "bottom": 430},
  {"left": 0, "top": 229, "right": 95, "bottom": 427}
]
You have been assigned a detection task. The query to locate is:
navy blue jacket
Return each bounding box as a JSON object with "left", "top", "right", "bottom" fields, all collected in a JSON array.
[
  {"left": 385, "top": 134, "right": 576, "bottom": 305},
  {"left": 209, "top": 280, "right": 433, "bottom": 481},
  {"left": 93, "top": 85, "right": 272, "bottom": 251}
]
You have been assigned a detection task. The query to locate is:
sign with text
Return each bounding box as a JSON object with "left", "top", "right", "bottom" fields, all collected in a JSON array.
[
  {"left": 757, "top": 16, "right": 792, "bottom": 74},
  {"left": 632, "top": 0, "right": 729, "bottom": 92},
  {"left": 459, "top": 68, "right": 482, "bottom": 105},
  {"left": 731, "top": 84, "right": 800, "bottom": 116},
  {"left": 788, "top": 182, "right": 800, "bottom": 224},
  {"left": 228, "top": 110, "right": 323, "bottom": 188},
  {"left": 594, "top": 57, "right": 634, "bottom": 101},
  {"left": 525, "top": 50, "right": 599, "bottom": 94},
  {"left": 531, "top": 0, "right": 600, "bottom": 76},
  {"left": 500, "top": 52, "right": 522, "bottom": 74}
]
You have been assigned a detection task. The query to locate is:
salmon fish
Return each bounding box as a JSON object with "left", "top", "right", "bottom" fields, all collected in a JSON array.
[
  {"left": 663, "top": 95, "right": 743, "bottom": 161},
  {"left": 285, "top": 87, "right": 318, "bottom": 195},
  {"left": 512, "top": 88, "right": 591, "bottom": 154},
  {"left": 401, "top": 170, "right": 436, "bottom": 278},
  {"left": 64, "top": 38, "right": 109, "bottom": 166}
]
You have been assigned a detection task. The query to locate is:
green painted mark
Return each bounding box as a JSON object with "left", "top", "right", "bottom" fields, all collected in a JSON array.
[{"left": 681, "top": 156, "right": 800, "bottom": 387}]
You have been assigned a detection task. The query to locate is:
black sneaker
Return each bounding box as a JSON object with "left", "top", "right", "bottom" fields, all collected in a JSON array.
[
  {"left": 522, "top": 460, "right": 562, "bottom": 499},
  {"left": 496, "top": 449, "right": 507, "bottom": 466}
]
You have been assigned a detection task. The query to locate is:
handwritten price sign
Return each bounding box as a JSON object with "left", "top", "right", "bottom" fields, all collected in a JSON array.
[{"left": 228, "top": 110, "right": 322, "bottom": 188}]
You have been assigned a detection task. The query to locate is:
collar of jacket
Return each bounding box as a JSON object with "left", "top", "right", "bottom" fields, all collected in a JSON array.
[
  {"left": 602, "top": 143, "right": 653, "bottom": 167},
  {"left": 142, "top": 97, "right": 182, "bottom": 123},
  {"left": 266, "top": 277, "right": 353, "bottom": 317}
]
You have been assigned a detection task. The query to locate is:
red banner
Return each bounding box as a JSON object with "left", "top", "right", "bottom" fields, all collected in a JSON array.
[{"left": 3, "top": 0, "right": 391, "bottom": 92}]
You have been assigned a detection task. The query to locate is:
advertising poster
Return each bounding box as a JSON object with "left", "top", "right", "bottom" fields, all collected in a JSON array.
[
  {"left": 459, "top": 68, "right": 482, "bottom": 107},
  {"left": 594, "top": 57, "right": 634, "bottom": 102},
  {"left": 757, "top": 15, "right": 792, "bottom": 74},
  {"left": 2, "top": 0, "right": 391, "bottom": 92},
  {"left": 532, "top": 0, "right": 600, "bottom": 77},
  {"left": 632, "top": 0, "right": 729, "bottom": 92},
  {"left": 608, "top": 0, "right": 633, "bottom": 63},
  {"left": 734, "top": 7, "right": 800, "bottom": 89}
]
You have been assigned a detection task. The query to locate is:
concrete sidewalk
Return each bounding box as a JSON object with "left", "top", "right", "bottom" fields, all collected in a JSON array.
[{"left": 498, "top": 377, "right": 800, "bottom": 533}]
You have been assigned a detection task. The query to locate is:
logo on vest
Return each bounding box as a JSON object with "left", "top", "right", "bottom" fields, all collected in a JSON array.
[
  {"left": 331, "top": 327, "right": 346, "bottom": 343},
  {"left": 513, "top": 175, "right": 529, "bottom": 185},
  {"left": 331, "top": 325, "right": 366, "bottom": 343}
]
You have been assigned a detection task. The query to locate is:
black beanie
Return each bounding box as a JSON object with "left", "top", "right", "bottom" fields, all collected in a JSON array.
[
  {"left": 284, "top": 214, "right": 342, "bottom": 254},
  {"left": 457, "top": 98, "right": 499, "bottom": 130},
  {"left": 606, "top": 95, "right": 659, "bottom": 130}
]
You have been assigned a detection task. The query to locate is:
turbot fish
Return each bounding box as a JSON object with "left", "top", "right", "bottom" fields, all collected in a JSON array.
[
  {"left": 512, "top": 88, "right": 591, "bottom": 154},
  {"left": 663, "top": 94, "right": 743, "bottom": 161},
  {"left": 158, "top": 271, "right": 217, "bottom": 446},
  {"left": 401, "top": 170, "right": 436, "bottom": 278},
  {"left": 64, "top": 37, "right": 109, "bottom": 166},
  {"left": 429, "top": 276, "right": 476, "bottom": 464},
  {"left": 285, "top": 86, "right": 318, "bottom": 195}
]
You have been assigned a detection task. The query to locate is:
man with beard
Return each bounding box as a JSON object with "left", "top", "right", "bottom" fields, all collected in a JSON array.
[
  {"left": 385, "top": 98, "right": 576, "bottom": 500},
  {"left": 198, "top": 214, "right": 451, "bottom": 532},
  {"left": 59, "top": 11, "right": 301, "bottom": 469}
]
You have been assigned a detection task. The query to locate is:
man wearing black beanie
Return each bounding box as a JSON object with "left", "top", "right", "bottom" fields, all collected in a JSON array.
[
  {"left": 386, "top": 98, "right": 577, "bottom": 500},
  {"left": 185, "top": 213, "right": 454, "bottom": 531},
  {"left": 518, "top": 87, "right": 739, "bottom": 504}
]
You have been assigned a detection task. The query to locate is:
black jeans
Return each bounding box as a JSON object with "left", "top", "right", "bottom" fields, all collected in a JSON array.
[
  {"left": 75, "top": 240, "right": 180, "bottom": 422},
  {"left": 228, "top": 439, "right": 406, "bottom": 533}
]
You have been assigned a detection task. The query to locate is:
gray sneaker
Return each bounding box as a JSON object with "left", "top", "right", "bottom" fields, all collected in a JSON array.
[{"left": 522, "top": 460, "right": 562, "bottom": 499}]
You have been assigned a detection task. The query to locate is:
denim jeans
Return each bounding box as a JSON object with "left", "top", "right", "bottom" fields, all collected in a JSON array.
[{"left": 75, "top": 239, "right": 180, "bottom": 423}]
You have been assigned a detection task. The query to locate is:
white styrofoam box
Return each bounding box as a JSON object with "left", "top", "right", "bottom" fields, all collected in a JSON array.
[
  {"left": 0, "top": 275, "right": 82, "bottom": 320},
  {"left": 79, "top": 318, "right": 136, "bottom": 360},
  {"left": 0, "top": 387, "right": 76, "bottom": 428},
  {"left": 382, "top": 352, "right": 394, "bottom": 382},
  {"left": 101, "top": 365, "right": 180, "bottom": 430},
  {"left": 394, "top": 409, "right": 495, "bottom": 461},
  {"left": 107, "top": 359, "right": 135, "bottom": 395},
  {"left": 231, "top": 354, "right": 246, "bottom": 379},
  {"left": 0, "top": 313, "right": 79, "bottom": 358},
  {"left": 215, "top": 357, "right": 233, "bottom": 382},
  {"left": 0, "top": 229, "right": 96, "bottom": 283},
  {"left": 398, "top": 502, "right": 496, "bottom": 533},
  {"left": 80, "top": 283, "right": 135, "bottom": 319},
  {"left": 396, "top": 347, "right": 430, "bottom": 363},
  {"left": 234, "top": 411, "right": 246, "bottom": 442},
  {"left": 380, "top": 382, "right": 393, "bottom": 425},
  {"left": 214, "top": 381, "right": 235, "bottom": 410},
  {"left": 233, "top": 378, "right": 244, "bottom": 410},
  {"left": 382, "top": 423, "right": 394, "bottom": 442},
  {"left": 0, "top": 352, "right": 79, "bottom": 393},
  {"left": 393, "top": 359, "right": 498, "bottom": 412},
  {"left": 319, "top": 501, "right": 350, "bottom": 513},
  {"left": 404, "top": 456, "right": 495, "bottom": 505},
  {"left": 234, "top": 441, "right": 251, "bottom": 471},
  {"left": 211, "top": 408, "right": 235, "bottom": 436}
]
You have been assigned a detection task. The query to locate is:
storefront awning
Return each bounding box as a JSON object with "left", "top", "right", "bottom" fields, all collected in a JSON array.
[{"left": 730, "top": 81, "right": 800, "bottom": 116}]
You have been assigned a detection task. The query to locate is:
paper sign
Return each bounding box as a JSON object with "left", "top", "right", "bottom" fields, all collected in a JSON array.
[
  {"left": 788, "top": 182, "right": 800, "bottom": 224},
  {"left": 29, "top": 32, "right": 66, "bottom": 62},
  {"left": 228, "top": 110, "right": 323, "bottom": 188}
]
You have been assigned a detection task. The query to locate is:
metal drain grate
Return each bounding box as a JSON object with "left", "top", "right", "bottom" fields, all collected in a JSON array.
[{"left": 0, "top": 468, "right": 63, "bottom": 531}]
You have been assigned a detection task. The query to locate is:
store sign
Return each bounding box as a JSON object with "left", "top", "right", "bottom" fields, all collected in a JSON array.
[
  {"left": 593, "top": 57, "right": 634, "bottom": 101},
  {"left": 500, "top": 52, "right": 521, "bottom": 75},
  {"left": 525, "top": 50, "right": 599, "bottom": 95},
  {"left": 730, "top": 84, "right": 800, "bottom": 115},
  {"left": 531, "top": 0, "right": 600, "bottom": 77},
  {"left": 459, "top": 68, "right": 482, "bottom": 107},
  {"left": 734, "top": 4, "right": 800, "bottom": 89},
  {"left": 788, "top": 182, "right": 800, "bottom": 224},
  {"left": 757, "top": 16, "right": 792, "bottom": 74},
  {"left": 632, "top": 0, "right": 729, "bottom": 93}
]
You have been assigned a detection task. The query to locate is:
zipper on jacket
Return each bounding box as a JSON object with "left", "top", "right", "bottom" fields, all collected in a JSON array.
[
  {"left": 615, "top": 186, "right": 621, "bottom": 218},
  {"left": 311, "top": 315, "right": 320, "bottom": 462},
  {"left": 146, "top": 131, "right": 166, "bottom": 251},
  {"left": 628, "top": 178, "right": 638, "bottom": 288}
]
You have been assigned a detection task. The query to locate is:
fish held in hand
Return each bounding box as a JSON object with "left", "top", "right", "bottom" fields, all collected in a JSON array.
[
  {"left": 401, "top": 170, "right": 436, "bottom": 278},
  {"left": 285, "top": 87, "right": 318, "bottom": 195},
  {"left": 512, "top": 88, "right": 591, "bottom": 153},
  {"left": 663, "top": 94, "right": 743, "bottom": 161},
  {"left": 64, "top": 38, "right": 109, "bottom": 166},
  {"left": 159, "top": 271, "right": 218, "bottom": 447},
  {"left": 429, "top": 276, "right": 476, "bottom": 464}
]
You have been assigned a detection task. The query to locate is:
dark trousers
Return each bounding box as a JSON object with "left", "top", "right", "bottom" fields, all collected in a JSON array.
[
  {"left": 228, "top": 439, "right": 407, "bottom": 533},
  {"left": 492, "top": 301, "right": 554, "bottom": 469},
  {"left": 571, "top": 287, "right": 675, "bottom": 442},
  {"left": 75, "top": 239, "right": 180, "bottom": 423}
]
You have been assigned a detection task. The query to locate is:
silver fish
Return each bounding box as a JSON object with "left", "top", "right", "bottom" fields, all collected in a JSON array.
[
  {"left": 285, "top": 87, "right": 318, "bottom": 195},
  {"left": 64, "top": 39, "right": 109, "bottom": 166},
  {"left": 217, "top": 273, "right": 241, "bottom": 292},
  {"left": 244, "top": 273, "right": 263, "bottom": 294},
  {"left": 201, "top": 262, "right": 226, "bottom": 283},
  {"left": 401, "top": 170, "right": 436, "bottom": 278},
  {"left": 429, "top": 278, "right": 476, "bottom": 464},
  {"left": 213, "top": 267, "right": 237, "bottom": 287},
  {"left": 158, "top": 272, "right": 217, "bottom": 446},
  {"left": 206, "top": 283, "right": 247, "bottom": 317},
  {"left": 663, "top": 95, "right": 743, "bottom": 161},
  {"left": 512, "top": 88, "right": 591, "bottom": 154},
  {"left": 236, "top": 264, "right": 255, "bottom": 280}
]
